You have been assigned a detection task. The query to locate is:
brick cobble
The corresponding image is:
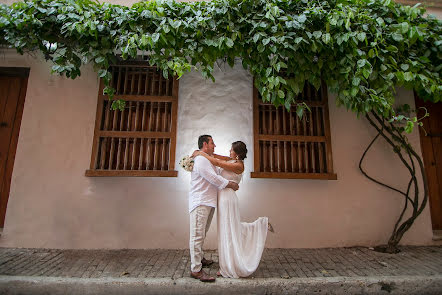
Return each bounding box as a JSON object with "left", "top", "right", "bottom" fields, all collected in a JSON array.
[
  {"left": 121, "top": 250, "right": 145, "bottom": 278},
  {"left": 88, "top": 252, "right": 112, "bottom": 278},
  {"left": 21, "top": 251, "right": 60, "bottom": 277},
  {"left": 137, "top": 249, "right": 159, "bottom": 278},
  {"left": 0, "top": 250, "right": 32, "bottom": 274},
  {"left": 99, "top": 251, "right": 127, "bottom": 278},
  {"left": 172, "top": 251, "right": 188, "bottom": 279},
  {"left": 0, "top": 250, "right": 27, "bottom": 272},
  {"left": 32, "top": 252, "right": 66, "bottom": 277}
]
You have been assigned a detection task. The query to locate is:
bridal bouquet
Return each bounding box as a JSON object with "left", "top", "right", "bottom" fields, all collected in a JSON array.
[{"left": 179, "top": 155, "right": 194, "bottom": 172}]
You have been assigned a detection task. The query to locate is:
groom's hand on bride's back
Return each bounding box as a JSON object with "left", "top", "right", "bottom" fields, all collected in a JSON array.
[{"left": 227, "top": 181, "right": 239, "bottom": 191}]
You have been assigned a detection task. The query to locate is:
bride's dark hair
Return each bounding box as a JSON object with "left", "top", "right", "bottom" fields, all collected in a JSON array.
[{"left": 232, "top": 141, "right": 247, "bottom": 160}]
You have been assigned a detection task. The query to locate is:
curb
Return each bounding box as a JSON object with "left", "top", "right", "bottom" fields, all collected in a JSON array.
[{"left": 0, "top": 275, "right": 441, "bottom": 295}]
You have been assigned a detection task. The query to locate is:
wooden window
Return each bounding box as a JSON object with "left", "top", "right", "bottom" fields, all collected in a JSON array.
[
  {"left": 251, "top": 80, "right": 337, "bottom": 180},
  {"left": 86, "top": 61, "right": 178, "bottom": 177}
]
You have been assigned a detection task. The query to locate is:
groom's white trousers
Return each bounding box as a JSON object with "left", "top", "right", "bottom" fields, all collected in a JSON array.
[{"left": 189, "top": 205, "right": 215, "bottom": 272}]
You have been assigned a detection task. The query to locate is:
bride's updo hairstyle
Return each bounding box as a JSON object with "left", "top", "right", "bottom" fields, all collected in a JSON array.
[{"left": 232, "top": 141, "right": 247, "bottom": 160}]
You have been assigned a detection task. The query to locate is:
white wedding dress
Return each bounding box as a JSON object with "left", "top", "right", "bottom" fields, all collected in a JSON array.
[{"left": 217, "top": 162, "right": 268, "bottom": 278}]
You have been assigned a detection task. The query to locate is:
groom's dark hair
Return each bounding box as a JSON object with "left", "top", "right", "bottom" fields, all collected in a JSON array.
[{"left": 198, "top": 135, "right": 212, "bottom": 149}]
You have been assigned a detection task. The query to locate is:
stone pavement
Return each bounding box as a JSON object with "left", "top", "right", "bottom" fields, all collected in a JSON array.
[{"left": 0, "top": 246, "right": 441, "bottom": 294}]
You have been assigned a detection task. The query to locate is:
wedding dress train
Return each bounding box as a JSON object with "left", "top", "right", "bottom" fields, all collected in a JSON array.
[{"left": 217, "top": 164, "right": 268, "bottom": 278}]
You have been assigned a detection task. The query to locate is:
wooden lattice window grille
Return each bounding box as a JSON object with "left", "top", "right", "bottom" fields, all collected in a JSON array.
[
  {"left": 86, "top": 61, "right": 178, "bottom": 177},
  {"left": 251, "top": 80, "right": 337, "bottom": 180}
]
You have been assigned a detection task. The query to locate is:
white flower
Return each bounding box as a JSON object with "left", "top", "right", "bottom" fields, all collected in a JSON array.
[{"left": 179, "top": 155, "right": 194, "bottom": 172}]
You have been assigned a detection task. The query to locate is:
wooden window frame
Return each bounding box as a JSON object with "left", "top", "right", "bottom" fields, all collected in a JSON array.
[
  {"left": 85, "top": 62, "right": 178, "bottom": 177},
  {"left": 251, "top": 80, "right": 337, "bottom": 180}
]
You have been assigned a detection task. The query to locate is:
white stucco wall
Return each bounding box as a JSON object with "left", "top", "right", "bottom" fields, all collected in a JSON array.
[
  {"left": 0, "top": 0, "right": 441, "bottom": 249},
  {"left": 0, "top": 49, "right": 440, "bottom": 249}
]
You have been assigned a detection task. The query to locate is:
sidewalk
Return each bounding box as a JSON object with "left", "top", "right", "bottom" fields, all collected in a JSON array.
[{"left": 0, "top": 246, "right": 441, "bottom": 294}]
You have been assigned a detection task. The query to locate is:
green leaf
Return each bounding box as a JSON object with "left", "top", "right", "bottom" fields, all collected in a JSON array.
[
  {"left": 400, "top": 64, "right": 409, "bottom": 71},
  {"left": 376, "top": 17, "right": 385, "bottom": 26},
  {"left": 352, "top": 77, "right": 361, "bottom": 86},
  {"left": 294, "top": 37, "right": 303, "bottom": 44},
  {"left": 357, "top": 59, "right": 366, "bottom": 68},
  {"left": 313, "top": 31, "right": 322, "bottom": 39},
  {"left": 141, "top": 34, "right": 149, "bottom": 47},
  {"left": 311, "top": 41, "right": 318, "bottom": 52},
  {"left": 298, "top": 14, "right": 306, "bottom": 23},
  {"left": 278, "top": 90, "right": 285, "bottom": 98},
  {"left": 111, "top": 99, "right": 126, "bottom": 111},
  {"left": 95, "top": 56, "right": 105, "bottom": 64},
  {"left": 386, "top": 45, "right": 398, "bottom": 53},
  {"left": 296, "top": 106, "right": 304, "bottom": 119},
  {"left": 392, "top": 33, "right": 403, "bottom": 42},
  {"left": 419, "top": 56, "right": 430, "bottom": 63},
  {"left": 103, "top": 86, "right": 115, "bottom": 97},
  {"left": 345, "top": 18, "right": 350, "bottom": 30},
  {"left": 400, "top": 22, "right": 409, "bottom": 34},
  {"left": 405, "top": 121, "right": 414, "bottom": 133},
  {"left": 225, "top": 38, "right": 234, "bottom": 48},
  {"left": 284, "top": 98, "right": 292, "bottom": 110},
  {"left": 152, "top": 33, "right": 160, "bottom": 43},
  {"left": 351, "top": 87, "right": 359, "bottom": 96},
  {"left": 362, "top": 68, "right": 371, "bottom": 79},
  {"left": 98, "top": 69, "right": 107, "bottom": 78},
  {"left": 357, "top": 32, "right": 366, "bottom": 42},
  {"left": 322, "top": 33, "right": 331, "bottom": 44},
  {"left": 266, "top": 67, "right": 272, "bottom": 77},
  {"left": 404, "top": 72, "right": 413, "bottom": 81}
]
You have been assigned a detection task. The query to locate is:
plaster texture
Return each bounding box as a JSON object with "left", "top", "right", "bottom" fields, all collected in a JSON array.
[{"left": 0, "top": 47, "right": 440, "bottom": 249}]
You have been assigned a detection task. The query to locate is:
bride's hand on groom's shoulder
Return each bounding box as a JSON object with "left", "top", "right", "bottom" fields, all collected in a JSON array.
[{"left": 191, "top": 150, "right": 200, "bottom": 158}]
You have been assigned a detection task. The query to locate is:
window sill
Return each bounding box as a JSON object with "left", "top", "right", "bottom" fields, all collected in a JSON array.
[
  {"left": 251, "top": 172, "right": 337, "bottom": 180},
  {"left": 85, "top": 170, "right": 178, "bottom": 177}
]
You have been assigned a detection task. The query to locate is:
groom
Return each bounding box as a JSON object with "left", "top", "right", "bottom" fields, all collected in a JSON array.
[{"left": 189, "top": 135, "right": 239, "bottom": 282}]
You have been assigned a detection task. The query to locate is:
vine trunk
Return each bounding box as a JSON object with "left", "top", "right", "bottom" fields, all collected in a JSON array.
[{"left": 360, "top": 111, "right": 429, "bottom": 254}]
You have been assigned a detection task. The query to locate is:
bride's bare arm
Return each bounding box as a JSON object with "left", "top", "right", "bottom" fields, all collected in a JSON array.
[
  {"left": 192, "top": 150, "right": 231, "bottom": 161},
  {"left": 194, "top": 152, "right": 244, "bottom": 174},
  {"left": 212, "top": 153, "right": 232, "bottom": 161}
]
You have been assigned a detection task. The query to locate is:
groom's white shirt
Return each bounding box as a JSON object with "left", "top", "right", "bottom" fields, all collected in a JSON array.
[{"left": 189, "top": 155, "right": 229, "bottom": 213}]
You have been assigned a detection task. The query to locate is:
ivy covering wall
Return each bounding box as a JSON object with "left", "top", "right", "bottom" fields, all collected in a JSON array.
[{"left": 0, "top": 0, "right": 441, "bottom": 124}]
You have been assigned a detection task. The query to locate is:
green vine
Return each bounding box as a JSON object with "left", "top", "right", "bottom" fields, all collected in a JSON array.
[{"left": 1, "top": 0, "right": 441, "bottom": 122}]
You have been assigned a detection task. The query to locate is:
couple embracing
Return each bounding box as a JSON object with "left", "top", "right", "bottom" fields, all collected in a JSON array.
[{"left": 189, "top": 135, "right": 273, "bottom": 282}]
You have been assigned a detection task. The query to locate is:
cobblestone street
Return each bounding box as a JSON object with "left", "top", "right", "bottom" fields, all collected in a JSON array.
[
  {"left": 0, "top": 246, "right": 441, "bottom": 294},
  {"left": 1, "top": 246, "right": 442, "bottom": 279}
]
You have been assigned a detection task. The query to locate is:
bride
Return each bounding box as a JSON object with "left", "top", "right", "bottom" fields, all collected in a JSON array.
[{"left": 193, "top": 141, "right": 273, "bottom": 278}]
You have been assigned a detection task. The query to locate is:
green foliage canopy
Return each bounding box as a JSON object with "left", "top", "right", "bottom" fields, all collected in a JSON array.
[{"left": 0, "top": 0, "right": 441, "bottom": 121}]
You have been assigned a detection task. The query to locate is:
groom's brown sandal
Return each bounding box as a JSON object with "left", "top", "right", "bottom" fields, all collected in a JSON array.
[
  {"left": 201, "top": 257, "right": 214, "bottom": 267},
  {"left": 191, "top": 270, "right": 216, "bottom": 282}
]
